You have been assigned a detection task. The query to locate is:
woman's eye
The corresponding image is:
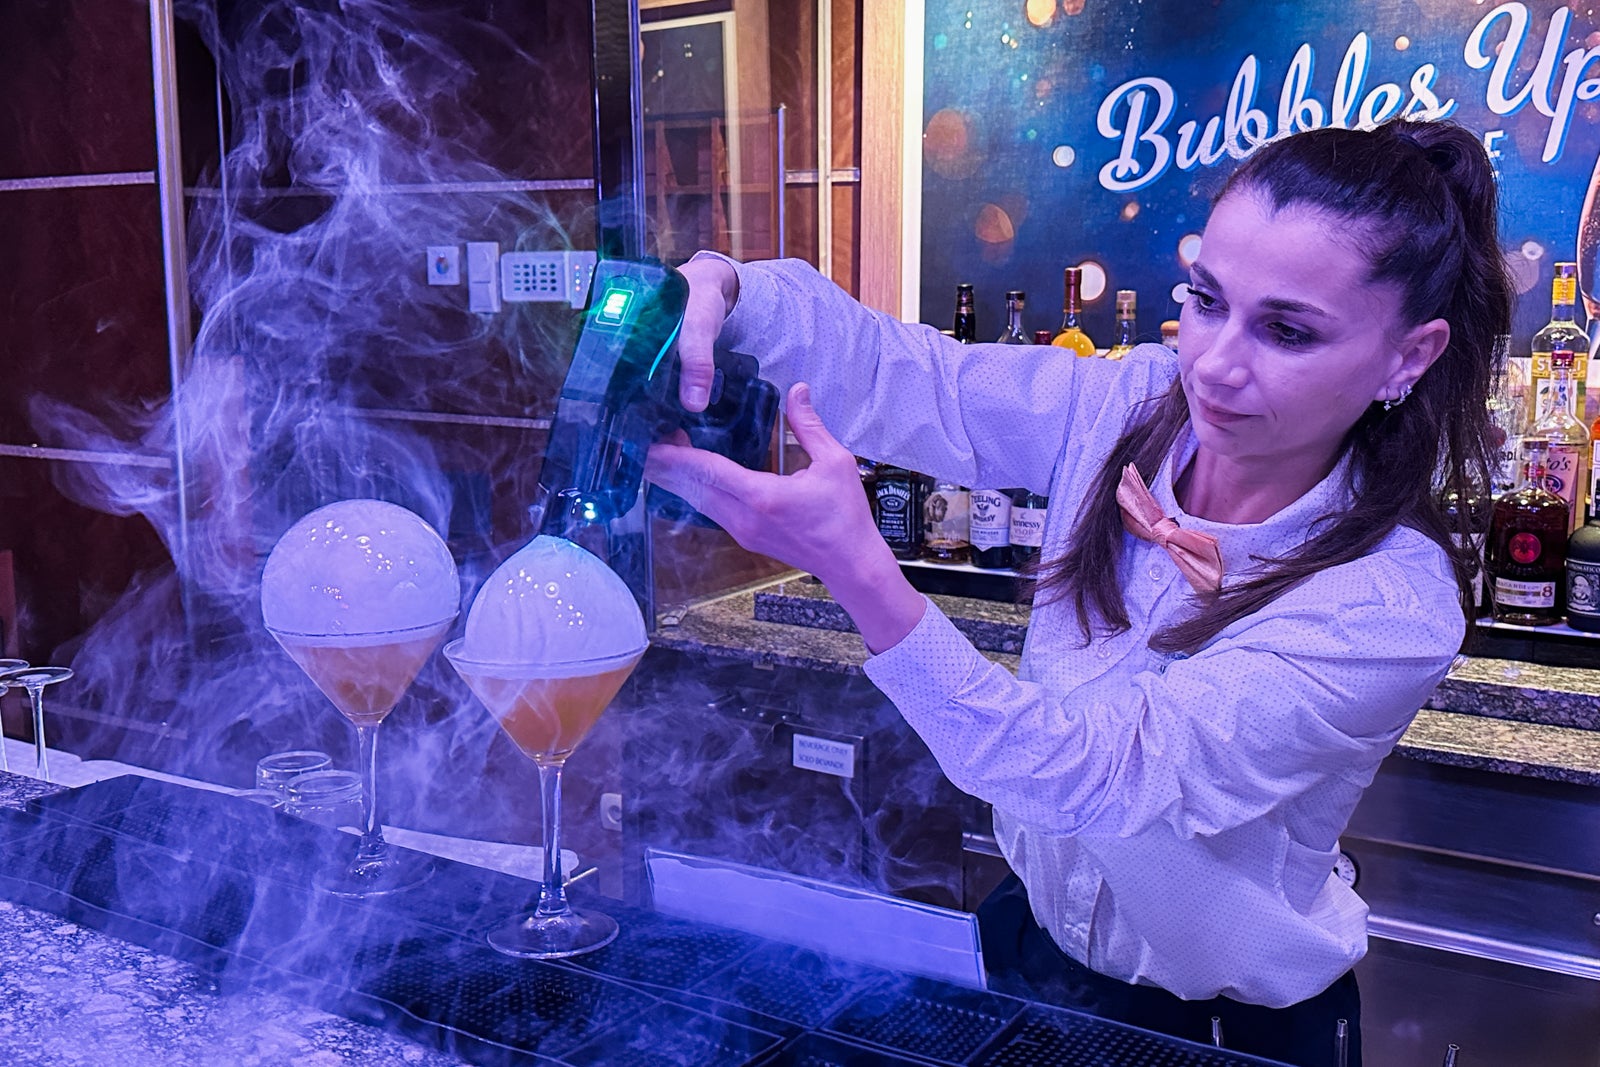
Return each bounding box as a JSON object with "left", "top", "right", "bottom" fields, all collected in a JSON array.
[
  {"left": 1187, "top": 287, "right": 1221, "bottom": 315},
  {"left": 1269, "top": 322, "right": 1315, "bottom": 348}
]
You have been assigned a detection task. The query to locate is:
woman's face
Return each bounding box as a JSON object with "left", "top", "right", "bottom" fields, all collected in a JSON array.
[{"left": 1178, "top": 192, "right": 1444, "bottom": 474}]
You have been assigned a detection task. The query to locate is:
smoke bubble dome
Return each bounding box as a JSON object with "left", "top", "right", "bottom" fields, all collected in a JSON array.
[
  {"left": 261, "top": 499, "right": 459, "bottom": 638},
  {"left": 459, "top": 536, "right": 646, "bottom": 669}
]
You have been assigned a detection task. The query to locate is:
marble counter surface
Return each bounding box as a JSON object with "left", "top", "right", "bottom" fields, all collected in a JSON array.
[{"left": 653, "top": 575, "right": 1600, "bottom": 788}]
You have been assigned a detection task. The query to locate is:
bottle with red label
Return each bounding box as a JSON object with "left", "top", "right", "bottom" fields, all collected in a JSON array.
[{"left": 1488, "top": 443, "right": 1569, "bottom": 625}]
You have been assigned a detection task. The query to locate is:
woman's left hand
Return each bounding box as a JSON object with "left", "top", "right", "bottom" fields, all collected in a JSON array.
[{"left": 645, "top": 382, "right": 926, "bottom": 652}]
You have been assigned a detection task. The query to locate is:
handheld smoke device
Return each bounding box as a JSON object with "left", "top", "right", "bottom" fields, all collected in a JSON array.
[{"left": 533, "top": 258, "right": 779, "bottom": 537}]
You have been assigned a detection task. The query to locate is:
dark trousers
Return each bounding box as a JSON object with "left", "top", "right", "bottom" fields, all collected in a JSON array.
[{"left": 978, "top": 875, "right": 1361, "bottom": 1067}]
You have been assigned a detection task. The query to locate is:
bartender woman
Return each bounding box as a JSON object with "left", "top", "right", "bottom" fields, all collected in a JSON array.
[{"left": 646, "top": 119, "right": 1511, "bottom": 1066}]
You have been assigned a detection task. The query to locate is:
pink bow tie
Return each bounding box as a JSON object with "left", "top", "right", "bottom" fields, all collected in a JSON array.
[{"left": 1115, "top": 464, "right": 1224, "bottom": 595}]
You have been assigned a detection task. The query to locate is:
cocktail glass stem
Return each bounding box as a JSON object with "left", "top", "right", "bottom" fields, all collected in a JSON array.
[
  {"left": 26, "top": 684, "right": 47, "bottom": 783},
  {"left": 351, "top": 723, "right": 388, "bottom": 871},
  {"left": 0, "top": 685, "right": 8, "bottom": 774},
  {"left": 535, "top": 758, "right": 570, "bottom": 918}
]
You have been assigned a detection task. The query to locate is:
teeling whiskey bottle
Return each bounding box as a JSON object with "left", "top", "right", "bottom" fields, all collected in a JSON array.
[
  {"left": 969, "top": 488, "right": 1013, "bottom": 569},
  {"left": 1488, "top": 445, "right": 1568, "bottom": 625}
]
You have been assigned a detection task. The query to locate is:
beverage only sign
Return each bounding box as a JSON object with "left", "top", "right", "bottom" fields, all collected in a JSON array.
[
  {"left": 919, "top": 0, "right": 1600, "bottom": 345},
  {"left": 1097, "top": 3, "right": 1598, "bottom": 192}
]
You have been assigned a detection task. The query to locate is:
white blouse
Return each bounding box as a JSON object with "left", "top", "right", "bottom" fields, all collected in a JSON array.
[{"left": 708, "top": 255, "right": 1464, "bottom": 1007}]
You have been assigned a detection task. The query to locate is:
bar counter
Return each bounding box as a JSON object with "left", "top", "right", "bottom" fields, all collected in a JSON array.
[
  {"left": 0, "top": 769, "right": 1289, "bottom": 1067},
  {"left": 651, "top": 574, "right": 1600, "bottom": 788}
]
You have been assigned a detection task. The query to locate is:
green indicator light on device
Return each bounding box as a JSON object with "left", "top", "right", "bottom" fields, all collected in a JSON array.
[{"left": 595, "top": 287, "right": 635, "bottom": 327}]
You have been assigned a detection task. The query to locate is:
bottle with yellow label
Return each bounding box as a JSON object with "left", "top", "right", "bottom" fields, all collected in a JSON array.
[
  {"left": 1050, "top": 267, "right": 1097, "bottom": 356},
  {"left": 1106, "top": 290, "right": 1138, "bottom": 360},
  {"left": 1530, "top": 262, "right": 1591, "bottom": 424}
]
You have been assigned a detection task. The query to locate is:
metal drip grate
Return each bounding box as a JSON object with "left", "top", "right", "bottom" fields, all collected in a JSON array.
[
  {"left": 566, "top": 909, "right": 758, "bottom": 989},
  {"left": 560, "top": 1001, "right": 782, "bottom": 1066},
  {"left": 825, "top": 977, "right": 1024, "bottom": 1064},
  {"left": 972, "top": 1006, "right": 1283, "bottom": 1066},
  {"left": 692, "top": 944, "right": 880, "bottom": 1029},
  {"left": 768, "top": 1031, "right": 935, "bottom": 1066}
]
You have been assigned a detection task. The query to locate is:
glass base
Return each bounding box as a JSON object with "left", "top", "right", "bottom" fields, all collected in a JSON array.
[
  {"left": 487, "top": 906, "right": 619, "bottom": 959},
  {"left": 315, "top": 848, "right": 434, "bottom": 899}
]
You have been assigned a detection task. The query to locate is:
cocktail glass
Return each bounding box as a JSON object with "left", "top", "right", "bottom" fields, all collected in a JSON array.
[
  {"left": 445, "top": 641, "right": 642, "bottom": 958},
  {"left": 261, "top": 499, "right": 460, "bottom": 899},
  {"left": 267, "top": 619, "right": 451, "bottom": 897},
  {"left": 0, "top": 665, "right": 71, "bottom": 782},
  {"left": 0, "top": 659, "right": 27, "bottom": 772}
]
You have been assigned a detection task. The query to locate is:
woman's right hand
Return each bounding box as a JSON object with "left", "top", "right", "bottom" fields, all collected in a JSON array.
[{"left": 675, "top": 254, "right": 740, "bottom": 412}]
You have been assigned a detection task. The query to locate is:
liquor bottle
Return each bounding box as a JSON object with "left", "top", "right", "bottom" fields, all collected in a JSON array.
[
  {"left": 1567, "top": 518, "right": 1600, "bottom": 630},
  {"left": 1009, "top": 490, "right": 1049, "bottom": 566},
  {"left": 953, "top": 283, "right": 977, "bottom": 343},
  {"left": 1106, "top": 289, "right": 1138, "bottom": 360},
  {"left": 1487, "top": 361, "right": 1526, "bottom": 496},
  {"left": 1050, "top": 267, "right": 1097, "bottom": 356},
  {"left": 1032, "top": 330, "right": 1053, "bottom": 345},
  {"left": 1522, "top": 348, "right": 1589, "bottom": 533},
  {"left": 996, "top": 290, "right": 1029, "bottom": 345},
  {"left": 872, "top": 464, "right": 924, "bottom": 560},
  {"left": 922, "top": 481, "right": 972, "bottom": 564},
  {"left": 1488, "top": 445, "right": 1568, "bottom": 625},
  {"left": 1440, "top": 485, "right": 1490, "bottom": 614},
  {"left": 1161, "top": 319, "right": 1180, "bottom": 353},
  {"left": 857, "top": 457, "right": 878, "bottom": 523},
  {"left": 969, "top": 488, "right": 1013, "bottom": 569},
  {"left": 1529, "top": 262, "right": 1591, "bottom": 424}
]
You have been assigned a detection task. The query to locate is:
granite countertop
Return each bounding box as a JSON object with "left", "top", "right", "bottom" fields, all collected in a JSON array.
[
  {"left": 653, "top": 574, "right": 1600, "bottom": 788},
  {"left": 0, "top": 771, "right": 465, "bottom": 1067}
]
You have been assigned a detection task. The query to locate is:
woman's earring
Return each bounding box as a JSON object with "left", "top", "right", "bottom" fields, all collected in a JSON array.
[{"left": 1383, "top": 384, "right": 1413, "bottom": 412}]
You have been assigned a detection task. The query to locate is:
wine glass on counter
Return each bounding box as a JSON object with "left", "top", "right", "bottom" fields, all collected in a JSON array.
[
  {"left": 0, "top": 659, "right": 26, "bottom": 773},
  {"left": 262, "top": 499, "right": 459, "bottom": 898},
  {"left": 446, "top": 535, "right": 647, "bottom": 959},
  {"left": 0, "top": 664, "right": 72, "bottom": 782}
]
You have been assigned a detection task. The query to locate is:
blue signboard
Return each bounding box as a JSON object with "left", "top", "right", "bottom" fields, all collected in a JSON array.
[{"left": 919, "top": 1, "right": 1600, "bottom": 347}]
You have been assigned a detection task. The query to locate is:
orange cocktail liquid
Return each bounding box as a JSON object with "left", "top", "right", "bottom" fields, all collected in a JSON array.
[
  {"left": 460, "top": 657, "right": 640, "bottom": 761},
  {"left": 278, "top": 623, "right": 449, "bottom": 726}
]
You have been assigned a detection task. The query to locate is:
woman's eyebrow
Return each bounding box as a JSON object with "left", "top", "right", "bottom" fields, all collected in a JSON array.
[{"left": 1192, "top": 262, "right": 1330, "bottom": 319}]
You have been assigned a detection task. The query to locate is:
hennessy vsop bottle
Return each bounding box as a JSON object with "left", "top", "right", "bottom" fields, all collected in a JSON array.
[
  {"left": 997, "top": 290, "right": 1029, "bottom": 344},
  {"left": 953, "top": 283, "right": 977, "bottom": 343},
  {"left": 1050, "top": 267, "right": 1097, "bottom": 356},
  {"left": 1106, "top": 289, "right": 1138, "bottom": 360},
  {"left": 1488, "top": 444, "right": 1568, "bottom": 625},
  {"left": 1530, "top": 262, "right": 1591, "bottom": 424}
]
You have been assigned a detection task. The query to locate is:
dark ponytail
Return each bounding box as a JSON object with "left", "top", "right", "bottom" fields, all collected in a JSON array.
[{"left": 1037, "top": 119, "right": 1512, "bottom": 654}]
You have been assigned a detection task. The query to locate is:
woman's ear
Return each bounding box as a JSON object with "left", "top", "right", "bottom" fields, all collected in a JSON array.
[{"left": 1383, "top": 317, "right": 1451, "bottom": 399}]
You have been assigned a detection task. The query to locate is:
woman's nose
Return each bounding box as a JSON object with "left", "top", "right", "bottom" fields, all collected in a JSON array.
[{"left": 1189, "top": 322, "right": 1251, "bottom": 390}]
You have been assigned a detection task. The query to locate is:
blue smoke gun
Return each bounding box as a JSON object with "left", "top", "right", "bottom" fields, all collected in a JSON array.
[{"left": 533, "top": 258, "right": 779, "bottom": 537}]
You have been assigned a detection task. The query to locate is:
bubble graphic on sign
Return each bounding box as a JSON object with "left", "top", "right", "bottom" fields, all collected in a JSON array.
[
  {"left": 1172, "top": 282, "right": 1192, "bottom": 305},
  {"left": 1027, "top": 0, "right": 1056, "bottom": 26},
  {"left": 1063, "top": 0, "right": 1086, "bottom": 14},
  {"left": 1052, "top": 145, "right": 1076, "bottom": 168},
  {"left": 925, "top": 108, "right": 980, "bottom": 179},
  {"left": 1395, "top": 35, "right": 1411, "bottom": 51},
  {"left": 1522, "top": 240, "right": 1546, "bottom": 261},
  {"left": 1079, "top": 261, "right": 1107, "bottom": 301},
  {"left": 975, "top": 204, "right": 1016, "bottom": 244},
  {"left": 1504, "top": 247, "right": 1542, "bottom": 296},
  {"left": 1120, "top": 201, "right": 1141, "bottom": 221},
  {"left": 1178, "top": 233, "right": 1203, "bottom": 267}
]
